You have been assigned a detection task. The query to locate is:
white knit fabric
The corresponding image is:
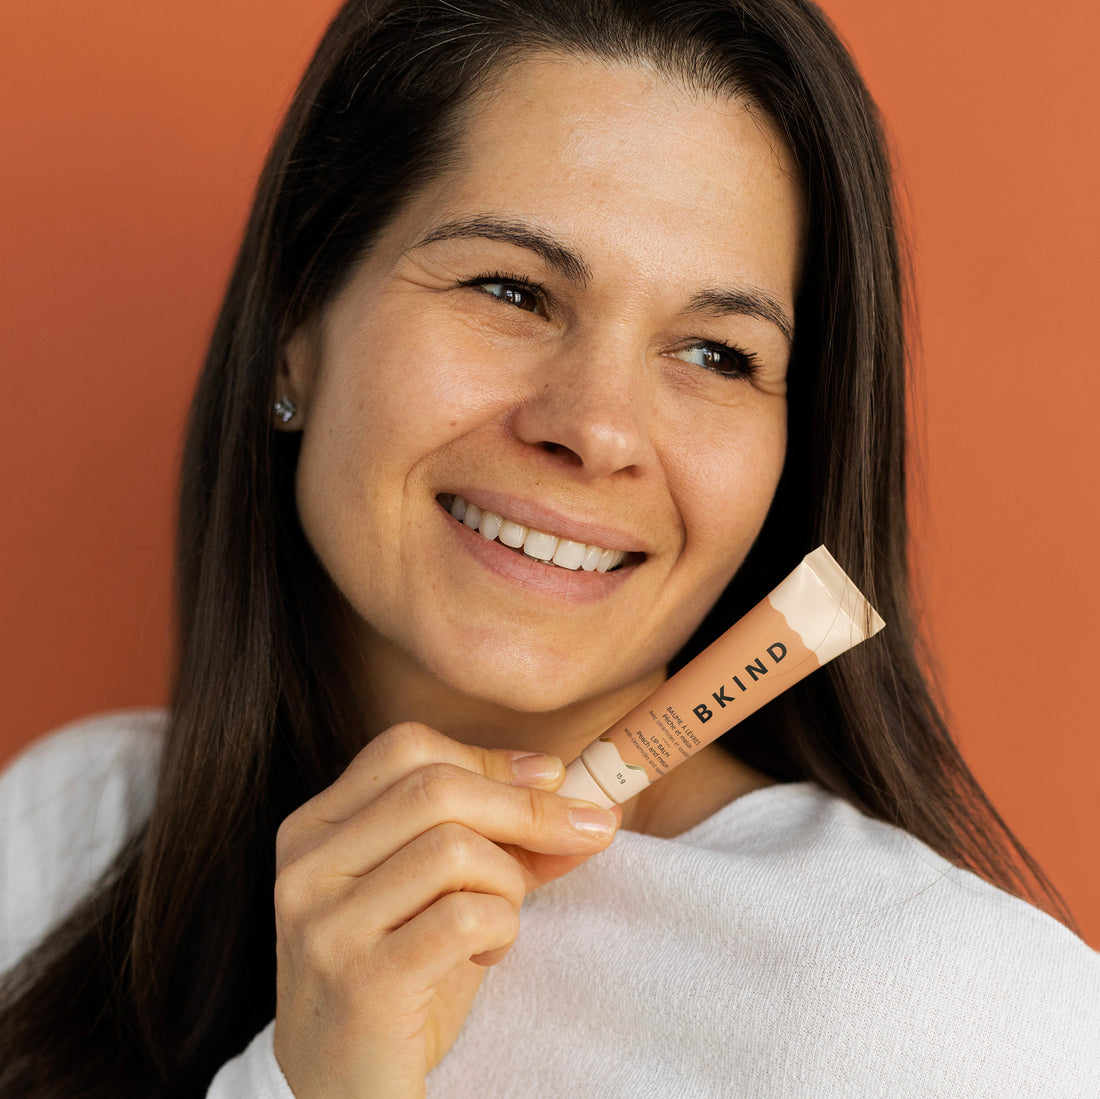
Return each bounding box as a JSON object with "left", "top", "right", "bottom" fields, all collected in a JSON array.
[{"left": 2, "top": 713, "right": 1098, "bottom": 1097}]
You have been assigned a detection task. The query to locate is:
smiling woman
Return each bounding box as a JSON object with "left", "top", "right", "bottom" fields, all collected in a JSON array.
[
  {"left": 1, "top": 1, "right": 1097, "bottom": 1097},
  {"left": 279, "top": 60, "right": 795, "bottom": 727}
]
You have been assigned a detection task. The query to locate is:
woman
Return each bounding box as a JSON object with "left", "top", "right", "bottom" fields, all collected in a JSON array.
[{"left": 1, "top": 0, "right": 1096, "bottom": 1095}]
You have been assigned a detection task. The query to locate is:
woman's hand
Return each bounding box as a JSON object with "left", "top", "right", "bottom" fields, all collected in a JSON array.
[{"left": 272, "top": 722, "right": 619, "bottom": 1099}]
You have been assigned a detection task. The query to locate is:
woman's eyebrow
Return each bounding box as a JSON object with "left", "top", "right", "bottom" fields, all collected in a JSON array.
[
  {"left": 409, "top": 215, "right": 592, "bottom": 287},
  {"left": 687, "top": 288, "right": 794, "bottom": 345}
]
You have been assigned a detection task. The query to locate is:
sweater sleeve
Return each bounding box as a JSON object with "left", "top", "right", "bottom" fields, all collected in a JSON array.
[
  {"left": 0, "top": 711, "right": 162, "bottom": 976},
  {"left": 1, "top": 716, "right": 296, "bottom": 1097},
  {"left": 205, "top": 1021, "right": 296, "bottom": 1099}
]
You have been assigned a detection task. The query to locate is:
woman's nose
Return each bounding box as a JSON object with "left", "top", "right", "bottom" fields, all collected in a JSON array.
[{"left": 509, "top": 339, "right": 658, "bottom": 480}]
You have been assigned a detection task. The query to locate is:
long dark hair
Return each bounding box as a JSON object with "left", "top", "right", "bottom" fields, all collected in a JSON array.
[{"left": 0, "top": 1, "right": 1073, "bottom": 1094}]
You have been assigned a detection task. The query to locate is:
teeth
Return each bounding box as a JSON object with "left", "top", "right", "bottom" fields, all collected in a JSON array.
[
  {"left": 523, "top": 530, "right": 558, "bottom": 561},
  {"left": 445, "top": 495, "right": 630, "bottom": 573},
  {"left": 581, "top": 545, "right": 604, "bottom": 571},
  {"left": 478, "top": 511, "right": 502, "bottom": 542},
  {"left": 552, "top": 539, "right": 587, "bottom": 570},
  {"left": 498, "top": 519, "right": 527, "bottom": 548}
]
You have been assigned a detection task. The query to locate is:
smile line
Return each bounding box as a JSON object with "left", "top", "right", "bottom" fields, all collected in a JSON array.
[{"left": 441, "top": 494, "right": 629, "bottom": 572}]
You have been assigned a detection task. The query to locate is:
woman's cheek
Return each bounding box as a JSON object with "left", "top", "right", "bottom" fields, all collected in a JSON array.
[{"left": 678, "top": 399, "right": 786, "bottom": 566}]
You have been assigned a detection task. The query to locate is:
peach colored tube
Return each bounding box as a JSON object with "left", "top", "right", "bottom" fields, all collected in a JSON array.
[{"left": 556, "top": 546, "right": 886, "bottom": 808}]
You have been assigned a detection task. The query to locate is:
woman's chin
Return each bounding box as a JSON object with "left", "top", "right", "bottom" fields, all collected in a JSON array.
[
  {"left": 434, "top": 657, "right": 597, "bottom": 718},
  {"left": 411, "top": 643, "right": 671, "bottom": 749}
]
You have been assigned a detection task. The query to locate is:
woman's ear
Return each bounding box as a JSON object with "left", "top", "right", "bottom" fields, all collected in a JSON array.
[{"left": 274, "top": 321, "right": 320, "bottom": 432}]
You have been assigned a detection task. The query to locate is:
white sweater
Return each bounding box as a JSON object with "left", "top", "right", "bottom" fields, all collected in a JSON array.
[{"left": 2, "top": 711, "right": 1098, "bottom": 1097}]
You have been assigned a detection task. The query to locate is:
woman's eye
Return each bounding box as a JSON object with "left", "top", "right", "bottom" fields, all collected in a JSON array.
[
  {"left": 475, "top": 279, "right": 540, "bottom": 312},
  {"left": 673, "top": 342, "right": 759, "bottom": 379}
]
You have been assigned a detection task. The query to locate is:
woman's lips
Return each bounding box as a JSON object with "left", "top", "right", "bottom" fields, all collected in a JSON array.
[{"left": 439, "top": 493, "right": 636, "bottom": 572}]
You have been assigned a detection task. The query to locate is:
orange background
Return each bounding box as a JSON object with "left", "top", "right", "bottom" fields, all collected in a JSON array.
[{"left": 1, "top": 2, "right": 1097, "bottom": 946}]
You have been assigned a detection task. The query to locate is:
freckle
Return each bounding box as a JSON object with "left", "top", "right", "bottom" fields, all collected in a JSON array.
[{"left": 449, "top": 420, "right": 458, "bottom": 426}]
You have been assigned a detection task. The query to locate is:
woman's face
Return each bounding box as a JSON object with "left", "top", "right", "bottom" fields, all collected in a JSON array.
[{"left": 283, "top": 56, "right": 803, "bottom": 721}]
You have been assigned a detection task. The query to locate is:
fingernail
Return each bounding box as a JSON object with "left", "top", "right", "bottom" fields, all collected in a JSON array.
[
  {"left": 568, "top": 805, "right": 617, "bottom": 836},
  {"left": 511, "top": 752, "right": 563, "bottom": 786}
]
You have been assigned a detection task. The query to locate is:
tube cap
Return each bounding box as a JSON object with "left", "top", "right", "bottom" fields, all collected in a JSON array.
[{"left": 557, "top": 759, "right": 617, "bottom": 808}]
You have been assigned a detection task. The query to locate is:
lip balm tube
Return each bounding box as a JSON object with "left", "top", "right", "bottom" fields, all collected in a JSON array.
[{"left": 557, "top": 546, "right": 885, "bottom": 808}]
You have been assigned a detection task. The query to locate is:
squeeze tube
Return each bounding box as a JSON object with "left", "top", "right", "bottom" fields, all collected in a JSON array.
[{"left": 556, "top": 546, "right": 885, "bottom": 808}]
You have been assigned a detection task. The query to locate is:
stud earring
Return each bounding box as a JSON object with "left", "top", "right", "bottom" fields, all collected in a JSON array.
[{"left": 274, "top": 396, "right": 298, "bottom": 424}]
